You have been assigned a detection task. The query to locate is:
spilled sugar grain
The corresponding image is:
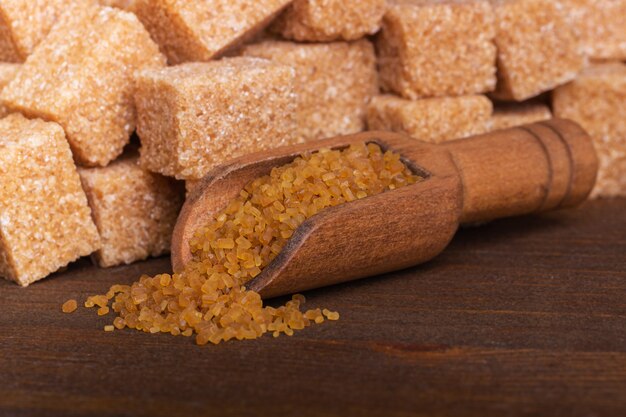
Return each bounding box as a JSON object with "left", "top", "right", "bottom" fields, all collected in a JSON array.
[
  {"left": 62, "top": 299, "right": 78, "bottom": 313},
  {"left": 73, "top": 143, "right": 421, "bottom": 345}
]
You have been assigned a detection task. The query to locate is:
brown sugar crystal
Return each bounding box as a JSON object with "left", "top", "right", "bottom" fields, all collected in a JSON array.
[
  {"left": 79, "top": 154, "right": 185, "bottom": 268},
  {"left": 85, "top": 144, "right": 421, "bottom": 345},
  {"left": 491, "top": 0, "right": 585, "bottom": 101},
  {"left": 0, "top": 114, "right": 100, "bottom": 287},
  {"left": 0, "top": 0, "right": 93, "bottom": 63},
  {"left": 367, "top": 94, "right": 492, "bottom": 143},
  {"left": 1, "top": 4, "right": 166, "bottom": 167},
  {"left": 322, "top": 309, "right": 340, "bottom": 320},
  {"left": 135, "top": 58, "right": 298, "bottom": 181},
  {"left": 134, "top": 0, "right": 292, "bottom": 64},
  {"left": 489, "top": 101, "right": 551, "bottom": 131},
  {"left": 242, "top": 40, "right": 378, "bottom": 141},
  {"left": 377, "top": 0, "right": 497, "bottom": 100},
  {"left": 552, "top": 63, "right": 626, "bottom": 198},
  {"left": 62, "top": 299, "right": 78, "bottom": 313},
  {"left": 557, "top": 0, "right": 626, "bottom": 61},
  {"left": 271, "top": 0, "right": 388, "bottom": 42}
]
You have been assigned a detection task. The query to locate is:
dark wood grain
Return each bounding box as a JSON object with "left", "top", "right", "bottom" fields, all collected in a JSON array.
[{"left": 1, "top": 199, "right": 625, "bottom": 417}]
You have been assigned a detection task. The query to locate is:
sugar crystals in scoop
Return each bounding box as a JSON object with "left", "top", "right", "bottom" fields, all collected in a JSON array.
[{"left": 80, "top": 143, "right": 421, "bottom": 345}]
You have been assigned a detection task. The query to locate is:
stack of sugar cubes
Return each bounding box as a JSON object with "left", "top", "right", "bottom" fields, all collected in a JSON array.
[
  {"left": 369, "top": 0, "right": 625, "bottom": 199},
  {"left": 0, "top": 0, "right": 181, "bottom": 286},
  {"left": 0, "top": 0, "right": 624, "bottom": 287},
  {"left": 136, "top": 0, "right": 384, "bottom": 193}
]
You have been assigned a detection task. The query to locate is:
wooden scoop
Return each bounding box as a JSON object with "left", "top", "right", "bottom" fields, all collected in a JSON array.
[{"left": 172, "top": 119, "right": 598, "bottom": 299}]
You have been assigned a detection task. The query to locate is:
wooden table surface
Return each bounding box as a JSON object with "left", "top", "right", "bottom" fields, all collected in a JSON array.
[{"left": 1, "top": 198, "right": 625, "bottom": 417}]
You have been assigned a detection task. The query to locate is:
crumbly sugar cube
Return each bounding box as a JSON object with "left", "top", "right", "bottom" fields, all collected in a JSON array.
[
  {"left": 489, "top": 101, "right": 551, "bottom": 131},
  {"left": 0, "top": 114, "right": 100, "bottom": 286},
  {"left": 552, "top": 63, "right": 626, "bottom": 198},
  {"left": 136, "top": 58, "right": 298, "bottom": 180},
  {"left": 557, "top": 0, "right": 626, "bottom": 61},
  {"left": 491, "top": 0, "right": 585, "bottom": 101},
  {"left": 366, "top": 94, "right": 493, "bottom": 143},
  {"left": 0, "top": 0, "right": 94, "bottom": 63},
  {"left": 134, "top": 0, "right": 292, "bottom": 64},
  {"left": 271, "top": 0, "right": 388, "bottom": 41},
  {"left": 376, "top": 0, "right": 496, "bottom": 100},
  {"left": 0, "top": 63, "right": 20, "bottom": 117},
  {"left": 0, "top": 5, "right": 166, "bottom": 167},
  {"left": 79, "top": 154, "right": 184, "bottom": 268},
  {"left": 242, "top": 40, "right": 379, "bottom": 141}
]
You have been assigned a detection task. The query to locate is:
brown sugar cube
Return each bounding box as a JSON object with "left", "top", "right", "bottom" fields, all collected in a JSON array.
[
  {"left": 558, "top": 0, "right": 626, "bottom": 61},
  {"left": 367, "top": 94, "right": 492, "bottom": 143},
  {"left": 0, "top": 64, "right": 19, "bottom": 91},
  {"left": 79, "top": 154, "right": 184, "bottom": 268},
  {"left": 99, "top": 0, "right": 136, "bottom": 11},
  {"left": 185, "top": 179, "right": 201, "bottom": 196},
  {"left": 271, "top": 0, "right": 388, "bottom": 41},
  {"left": 136, "top": 58, "right": 298, "bottom": 181},
  {"left": 552, "top": 63, "right": 626, "bottom": 198},
  {"left": 489, "top": 101, "right": 551, "bottom": 131},
  {"left": 242, "top": 39, "right": 378, "bottom": 141},
  {"left": 1, "top": 5, "right": 165, "bottom": 167},
  {"left": 0, "top": 64, "right": 20, "bottom": 117},
  {"left": 0, "top": 0, "right": 94, "bottom": 63},
  {"left": 491, "top": 0, "right": 585, "bottom": 101},
  {"left": 0, "top": 114, "right": 100, "bottom": 286},
  {"left": 134, "top": 0, "right": 292, "bottom": 65},
  {"left": 376, "top": 0, "right": 496, "bottom": 100}
]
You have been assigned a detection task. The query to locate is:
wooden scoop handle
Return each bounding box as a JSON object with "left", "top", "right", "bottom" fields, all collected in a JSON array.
[{"left": 442, "top": 119, "right": 598, "bottom": 224}]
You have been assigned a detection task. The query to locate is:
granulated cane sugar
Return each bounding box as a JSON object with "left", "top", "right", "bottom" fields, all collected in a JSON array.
[{"left": 81, "top": 143, "right": 421, "bottom": 345}]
